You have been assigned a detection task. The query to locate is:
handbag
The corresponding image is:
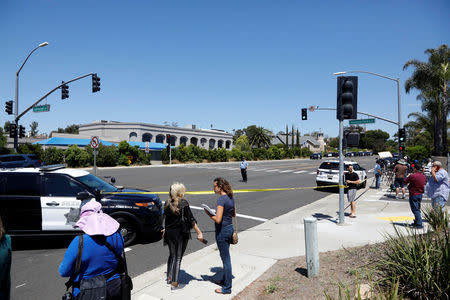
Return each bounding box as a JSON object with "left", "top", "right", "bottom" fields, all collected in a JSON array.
[
  {"left": 105, "top": 238, "right": 133, "bottom": 300},
  {"left": 180, "top": 200, "right": 192, "bottom": 234}
]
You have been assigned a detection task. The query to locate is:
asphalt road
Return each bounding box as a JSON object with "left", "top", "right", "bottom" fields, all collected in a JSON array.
[{"left": 10, "top": 156, "right": 375, "bottom": 299}]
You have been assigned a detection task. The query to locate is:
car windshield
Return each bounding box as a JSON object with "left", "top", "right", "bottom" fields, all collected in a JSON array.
[
  {"left": 319, "top": 162, "right": 360, "bottom": 171},
  {"left": 77, "top": 174, "right": 118, "bottom": 193}
]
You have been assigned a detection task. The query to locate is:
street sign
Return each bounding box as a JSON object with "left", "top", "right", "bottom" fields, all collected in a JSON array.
[
  {"left": 33, "top": 104, "right": 50, "bottom": 113},
  {"left": 90, "top": 136, "right": 99, "bottom": 149},
  {"left": 349, "top": 118, "right": 375, "bottom": 125}
]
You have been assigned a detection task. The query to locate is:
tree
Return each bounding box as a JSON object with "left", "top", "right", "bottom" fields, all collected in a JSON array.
[
  {"left": 244, "top": 125, "right": 272, "bottom": 148},
  {"left": 291, "top": 125, "right": 294, "bottom": 148},
  {"left": 403, "top": 44, "right": 450, "bottom": 155},
  {"left": 30, "top": 121, "right": 39, "bottom": 137},
  {"left": 3, "top": 121, "right": 11, "bottom": 133},
  {"left": 296, "top": 129, "right": 300, "bottom": 147},
  {"left": 232, "top": 129, "right": 244, "bottom": 143},
  {"left": 285, "top": 125, "right": 289, "bottom": 149},
  {"left": 235, "top": 135, "right": 250, "bottom": 151},
  {"left": 328, "top": 137, "right": 339, "bottom": 149},
  {"left": 0, "top": 127, "right": 7, "bottom": 151},
  {"left": 51, "top": 124, "right": 79, "bottom": 135},
  {"left": 360, "top": 129, "right": 390, "bottom": 153}
]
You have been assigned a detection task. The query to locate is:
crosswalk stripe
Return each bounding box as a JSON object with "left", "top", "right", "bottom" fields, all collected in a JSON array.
[
  {"left": 294, "top": 170, "right": 307, "bottom": 173},
  {"left": 308, "top": 172, "right": 317, "bottom": 175},
  {"left": 265, "top": 169, "right": 280, "bottom": 172},
  {"left": 280, "top": 170, "right": 294, "bottom": 173}
]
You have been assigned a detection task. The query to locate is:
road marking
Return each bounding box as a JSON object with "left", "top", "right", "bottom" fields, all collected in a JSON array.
[
  {"left": 190, "top": 205, "right": 268, "bottom": 222},
  {"left": 280, "top": 170, "right": 294, "bottom": 173},
  {"left": 293, "top": 170, "right": 307, "bottom": 173},
  {"left": 377, "top": 216, "right": 414, "bottom": 222},
  {"left": 265, "top": 169, "right": 280, "bottom": 172},
  {"left": 124, "top": 247, "right": 132, "bottom": 252},
  {"left": 16, "top": 283, "right": 27, "bottom": 288},
  {"left": 308, "top": 172, "right": 317, "bottom": 175}
]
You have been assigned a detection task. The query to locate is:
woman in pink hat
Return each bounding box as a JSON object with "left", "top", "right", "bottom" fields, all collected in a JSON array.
[{"left": 59, "top": 199, "right": 124, "bottom": 299}]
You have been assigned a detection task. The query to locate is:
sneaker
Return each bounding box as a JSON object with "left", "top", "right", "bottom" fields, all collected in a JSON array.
[
  {"left": 409, "top": 223, "right": 423, "bottom": 229},
  {"left": 171, "top": 284, "right": 185, "bottom": 291}
]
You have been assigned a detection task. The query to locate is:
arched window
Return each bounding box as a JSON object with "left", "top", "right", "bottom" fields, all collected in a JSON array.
[
  {"left": 180, "top": 136, "right": 188, "bottom": 146},
  {"left": 225, "top": 140, "right": 231, "bottom": 149},
  {"left": 142, "top": 133, "right": 152, "bottom": 142},
  {"left": 200, "top": 138, "right": 207, "bottom": 147},
  {"left": 218, "top": 140, "right": 224, "bottom": 148},
  {"left": 129, "top": 132, "right": 137, "bottom": 141},
  {"left": 190, "top": 137, "right": 198, "bottom": 146},
  {"left": 209, "top": 139, "right": 216, "bottom": 149},
  {"left": 156, "top": 134, "right": 165, "bottom": 143},
  {"left": 169, "top": 135, "right": 177, "bottom": 146}
]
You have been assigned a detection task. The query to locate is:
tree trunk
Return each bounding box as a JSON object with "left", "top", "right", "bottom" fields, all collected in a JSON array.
[
  {"left": 434, "top": 115, "right": 444, "bottom": 156},
  {"left": 442, "top": 83, "right": 448, "bottom": 155}
]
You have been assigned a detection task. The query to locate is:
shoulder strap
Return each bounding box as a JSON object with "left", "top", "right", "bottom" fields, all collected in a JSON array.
[
  {"left": 65, "top": 234, "right": 84, "bottom": 290},
  {"left": 104, "top": 234, "right": 128, "bottom": 276}
]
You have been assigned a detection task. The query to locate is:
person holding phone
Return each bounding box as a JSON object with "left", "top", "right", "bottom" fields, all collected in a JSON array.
[{"left": 425, "top": 161, "right": 449, "bottom": 210}]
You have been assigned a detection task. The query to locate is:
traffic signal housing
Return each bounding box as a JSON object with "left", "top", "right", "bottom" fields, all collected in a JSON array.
[
  {"left": 399, "top": 144, "right": 405, "bottom": 152},
  {"left": 9, "top": 124, "right": 17, "bottom": 138},
  {"left": 301, "top": 108, "right": 307, "bottom": 120},
  {"left": 19, "top": 125, "right": 25, "bottom": 138},
  {"left": 398, "top": 128, "right": 406, "bottom": 143},
  {"left": 336, "top": 76, "right": 358, "bottom": 120},
  {"left": 5, "top": 101, "right": 13, "bottom": 115},
  {"left": 61, "top": 81, "right": 69, "bottom": 99},
  {"left": 92, "top": 74, "right": 101, "bottom": 93},
  {"left": 166, "top": 134, "right": 171, "bottom": 145}
]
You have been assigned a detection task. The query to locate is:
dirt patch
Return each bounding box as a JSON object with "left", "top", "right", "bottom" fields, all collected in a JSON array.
[{"left": 233, "top": 242, "right": 387, "bottom": 300}]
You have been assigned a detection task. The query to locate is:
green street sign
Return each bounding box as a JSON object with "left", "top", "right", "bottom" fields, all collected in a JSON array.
[
  {"left": 33, "top": 104, "right": 50, "bottom": 113},
  {"left": 349, "top": 118, "right": 375, "bottom": 125}
]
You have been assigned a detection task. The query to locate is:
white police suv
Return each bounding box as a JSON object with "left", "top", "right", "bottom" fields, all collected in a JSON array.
[
  {"left": 316, "top": 160, "right": 367, "bottom": 189},
  {"left": 0, "top": 165, "right": 162, "bottom": 246}
]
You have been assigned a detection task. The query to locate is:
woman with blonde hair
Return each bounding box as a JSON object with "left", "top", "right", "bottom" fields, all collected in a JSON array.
[
  {"left": 0, "top": 216, "right": 12, "bottom": 300},
  {"left": 162, "top": 182, "right": 204, "bottom": 290}
]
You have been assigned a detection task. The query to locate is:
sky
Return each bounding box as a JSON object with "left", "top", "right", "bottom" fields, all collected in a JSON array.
[{"left": 0, "top": 0, "right": 449, "bottom": 139}]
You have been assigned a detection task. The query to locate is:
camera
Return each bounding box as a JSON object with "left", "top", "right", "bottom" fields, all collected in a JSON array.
[{"left": 62, "top": 291, "right": 73, "bottom": 300}]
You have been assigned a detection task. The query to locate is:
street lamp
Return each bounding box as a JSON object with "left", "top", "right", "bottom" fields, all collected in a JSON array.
[
  {"left": 333, "top": 70, "right": 402, "bottom": 152},
  {"left": 14, "top": 41, "right": 49, "bottom": 151}
]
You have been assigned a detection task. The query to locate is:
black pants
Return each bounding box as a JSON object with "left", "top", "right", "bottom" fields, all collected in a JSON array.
[
  {"left": 166, "top": 236, "right": 188, "bottom": 283},
  {"left": 240, "top": 169, "right": 247, "bottom": 182}
]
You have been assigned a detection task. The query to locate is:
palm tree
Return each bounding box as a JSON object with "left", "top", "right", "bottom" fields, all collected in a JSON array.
[
  {"left": 246, "top": 125, "right": 272, "bottom": 148},
  {"left": 403, "top": 44, "right": 449, "bottom": 155}
]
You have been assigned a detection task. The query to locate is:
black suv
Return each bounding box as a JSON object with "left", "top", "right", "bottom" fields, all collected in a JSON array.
[
  {"left": 0, "top": 165, "right": 162, "bottom": 246},
  {"left": 0, "top": 154, "right": 41, "bottom": 168}
]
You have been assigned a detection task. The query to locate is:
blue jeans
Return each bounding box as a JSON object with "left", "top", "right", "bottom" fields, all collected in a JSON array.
[
  {"left": 432, "top": 195, "right": 447, "bottom": 210},
  {"left": 375, "top": 174, "right": 381, "bottom": 189},
  {"left": 215, "top": 224, "right": 234, "bottom": 294},
  {"left": 409, "top": 194, "right": 423, "bottom": 226}
]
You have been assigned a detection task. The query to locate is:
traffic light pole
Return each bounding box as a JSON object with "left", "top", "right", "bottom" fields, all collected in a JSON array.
[
  {"left": 13, "top": 73, "right": 96, "bottom": 151},
  {"left": 338, "top": 118, "right": 345, "bottom": 225}
]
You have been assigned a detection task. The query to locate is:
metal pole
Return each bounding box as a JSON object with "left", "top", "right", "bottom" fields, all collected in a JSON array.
[
  {"left": 14, "top": 74, "right": 19, "bottom": 152},
  {"left": 169, "top": 146, "right": 172, "bottom": 165},
  {"left": 397, "top": 78, "right": 402, "bottom": 157},
  {"left": 304, "top": 217, "right": 319, "bottom": 277},
  {"left": 93, "top": 150, "right": 97, "bottom": 176},
  {"left": 338, "top": 119, "right": 345, "bottom": 225}
]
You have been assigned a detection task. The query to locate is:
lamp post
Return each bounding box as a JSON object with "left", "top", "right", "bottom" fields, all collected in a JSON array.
[
  {"left": 14, "top": 41, "right": 49, "bottom": 151},
  {"left": 333, "top": 70, "right": 402, "bottom": 153}
]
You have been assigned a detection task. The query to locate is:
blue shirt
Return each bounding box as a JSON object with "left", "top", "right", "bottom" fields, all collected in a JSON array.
[
  {"left": 216, "top": 195, "right": 235, "bottom": 227},
  {"left": 59, "top": 232, "right": 124, "bottom": 297},
  {"left": 240, "top": 160, "right": 248, "bottom": 169},
  {"left": 425, "top": 169, "right": 450, "bottom": 200},
  {"left": 374, "top": 164, "right": 381, "bottom": 176},
  {"left": 0, "top": 234, "right": 11, "bottom": 300}
]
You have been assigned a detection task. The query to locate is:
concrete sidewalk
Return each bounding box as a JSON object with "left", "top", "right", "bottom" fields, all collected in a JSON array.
[{"left": 131, "top": 185, "right": 429, "bottom": 300}]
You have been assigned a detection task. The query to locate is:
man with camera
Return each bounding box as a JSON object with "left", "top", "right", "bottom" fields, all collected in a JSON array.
[{"left": 425, "top": 161, "right": 449, "bottom": 210}]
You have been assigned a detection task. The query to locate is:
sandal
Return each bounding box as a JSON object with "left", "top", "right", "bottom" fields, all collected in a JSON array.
[
  {"left": 215, "top": 288, "right": 231, "bottom": 294},
  {"left": 349, "top": 215, "right": 357, "bottom": 218}
]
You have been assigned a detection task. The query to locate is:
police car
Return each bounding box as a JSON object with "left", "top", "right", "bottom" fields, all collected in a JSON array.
[
  {"left": 316, "top": 160, "right": 367, "bottom": 189},
  {"left": 0, "top": 165, "right": 162, "bottom": 246}
]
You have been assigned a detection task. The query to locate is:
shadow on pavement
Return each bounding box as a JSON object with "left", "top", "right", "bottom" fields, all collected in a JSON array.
[{"left": 11, "top": 235, "right": 74, "bottom": 251}]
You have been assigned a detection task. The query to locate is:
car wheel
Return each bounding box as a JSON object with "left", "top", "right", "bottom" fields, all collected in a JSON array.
[
  {"left": 116, "top": 217, "right": 138, "bottom": 246},
  {"left": 361, "top": 178, "right": 367, "bottom": 188}
]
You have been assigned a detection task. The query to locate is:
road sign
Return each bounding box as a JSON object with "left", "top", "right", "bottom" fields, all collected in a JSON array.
[
  {"left": 308, "top": 105, "right": 316, "bottom": 112},
  {"left": 90, "top": 136, "right": 99, "bottom": 149},
  {"left": 349, "top": 118, "right": 375, "bottom": 125},
  {"left": 145, "top": 142, "right": 149, "bottom": 154},
  {"left": 33, "top": 104, "right": 50, "bottom": 113}
]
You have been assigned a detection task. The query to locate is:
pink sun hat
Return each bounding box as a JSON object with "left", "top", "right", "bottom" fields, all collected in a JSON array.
[{"left": 75, "top": 200, "right": 119, "bottom": 236}]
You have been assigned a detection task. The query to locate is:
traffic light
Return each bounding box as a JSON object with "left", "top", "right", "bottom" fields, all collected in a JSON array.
[
  {"left": 61, "top": 81, "right": 69, "bottom": 99},
  {"left": 166, "top": 134, "right": 171, "bottom": 145},
  {"left": 336, "top": 76, "right": 358, "bottom": 120},
  {"left": 398, "top": 128, "right": 405, "bottom": 143},
  {"left": 19, "top": 125, "right": 25, "bottom": 138},
  {"left": 92, "top": 74, "right": 101, "bottom": 93},
  {"left": 9, "top": 123, "right": 17, "bottom": 138},
  {"left": 399, "top": 144, "right": 405, "bottom": 152},
  {"left": 301, "top": 108, "right": 307, "bottom": 120},
  {"left": 5, "top": 100, "right": 13, "bottom": 115}
]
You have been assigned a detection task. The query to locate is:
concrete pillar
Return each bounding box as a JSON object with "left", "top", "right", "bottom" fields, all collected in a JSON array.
[{"left": 304, "top": 217, "right": 319, "bottom": 277}]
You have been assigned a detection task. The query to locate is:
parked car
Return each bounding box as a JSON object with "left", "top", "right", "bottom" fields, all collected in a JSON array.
[
  {"left": 0, "top": 154, "right": 41, "bottom": 168},
  {"left": 310, "top": 153, "right": 322, "bottom": 159},
  {"left": 316, "top": 160, "right": 367, "bottom": 189},
  {"left": 0, "top": 165, "right": 162, "bottom": 246}
]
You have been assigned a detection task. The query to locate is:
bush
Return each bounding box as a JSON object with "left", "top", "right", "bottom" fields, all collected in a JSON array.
[
  {"left": 376, "top": 206, "right": 450, "bottom": 299},
  {"left": 209, "top": 148, "right": 228, "bottom": 162},
  {"left": 252, "top": 148, "right": 268, "bottom": 160},
  {"left": 42, "top": 147, "right": 65, "bottom": 165},
  {"left": 267, "top": 146, "right": 282, "bottom": 160},
  {"left": 301, "top": 147, "right": 312, "bottom": 157},
  {"left": 177, "top": 144, "right": 194, "bottom": 162},
  {"left": 64, "top": 145, "right": 90, "bottom": 167},
  {"left": 18, "top": 143, "right": 43, "bottom": 158},
  {"left": 117, "top": 154, "right": 130, "bottom": 166},
  {"left": 97, "top": 144, "right": 118, "bottom": 167},
  {"left": 404, "top": 145, "right": 430, "bottom": 162}
]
